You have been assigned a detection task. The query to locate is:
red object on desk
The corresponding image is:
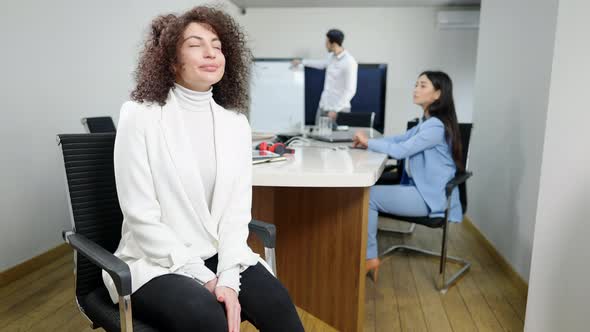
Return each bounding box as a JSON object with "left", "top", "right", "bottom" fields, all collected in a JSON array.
[{"left": 255, "top": 142, "right": 295, "bottom": 155}]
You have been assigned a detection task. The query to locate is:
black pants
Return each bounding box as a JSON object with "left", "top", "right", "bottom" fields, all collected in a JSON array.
[{"left": 131, "top": 255, "right": 304, "bottom": 332}]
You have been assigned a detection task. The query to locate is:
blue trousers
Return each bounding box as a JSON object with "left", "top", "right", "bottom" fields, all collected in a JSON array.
[{"left": 367, "top": 184, "right": 429, "bottom": 259}]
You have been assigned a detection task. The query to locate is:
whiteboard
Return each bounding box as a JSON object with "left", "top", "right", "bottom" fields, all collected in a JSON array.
[{"left": 249, "top": 60, "right": 305, "bottom": 133}]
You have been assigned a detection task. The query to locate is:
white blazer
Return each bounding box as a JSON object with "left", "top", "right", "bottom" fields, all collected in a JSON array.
[{"left": 103, "top": 91, "right": 264, "bottom": 304}]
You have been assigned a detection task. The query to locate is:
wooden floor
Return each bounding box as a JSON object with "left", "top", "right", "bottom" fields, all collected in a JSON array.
[
  {"left": 1, "top": 219, "right": 526, "bottom": 332},
  {"left": 365, "top": 218, "right": 527, "bottom": 332},
  {"left": 0, "top": 253, "right": 335, "bottom": 332}
]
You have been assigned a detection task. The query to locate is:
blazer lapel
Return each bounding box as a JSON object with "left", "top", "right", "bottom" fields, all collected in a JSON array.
[{"left": 159, "top": 92, "right": 218, "bottom": 239}]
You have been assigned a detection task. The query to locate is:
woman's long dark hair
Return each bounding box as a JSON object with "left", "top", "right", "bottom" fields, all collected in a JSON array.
[{"left": 420, "top": 71, "right": 463, "bottom": 170}]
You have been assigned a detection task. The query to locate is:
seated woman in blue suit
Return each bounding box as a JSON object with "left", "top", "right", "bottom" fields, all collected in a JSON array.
[{"left": 352, "top": 71, "right": 463, "bottom": 281}]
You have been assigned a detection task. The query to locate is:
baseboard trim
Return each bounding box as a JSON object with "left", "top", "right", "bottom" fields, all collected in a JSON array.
[
  {"left": 463, "top": 217, "right": 529, "bottom": 298},
  {"left": 0, "top": 243, "right": 70, "bottom": 287},
  {"left": 0, "top": 220, "right": 530, "bottom": 297}
]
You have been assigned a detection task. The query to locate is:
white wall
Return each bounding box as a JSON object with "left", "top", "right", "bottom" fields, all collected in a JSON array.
[
  {"left": 467, "top": 0, "right": 559, "bottom": 281},
  {"left": 0, "top": 0, "right": 238, "bottom": 271},
  {"left": 0, "top": 3, "right": 478, "bottom": 271},
  {"left": 525, "top": 1, "right": 590, "bottom": 330},
  {"left": 236, "top": 7, "right": 479, "bottom": 135}
]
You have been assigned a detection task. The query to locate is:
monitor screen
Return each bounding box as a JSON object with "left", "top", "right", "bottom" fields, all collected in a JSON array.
[{"left": 304, "top": 64, "right": 387, "bottom": 133}]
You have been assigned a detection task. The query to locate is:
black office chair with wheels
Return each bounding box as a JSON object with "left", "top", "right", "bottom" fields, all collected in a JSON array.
[
  {"left": 378, "top": 123, "right": 473, "bottom": 293},
  {"left": 57, "top": 133, "right": 278, "bottom": 332},
  {"left": 336, "top": 111, "right": 375, "bottom": 128},
  {"left": 81, "top": 116, "right": 116, "bottom": 133}
]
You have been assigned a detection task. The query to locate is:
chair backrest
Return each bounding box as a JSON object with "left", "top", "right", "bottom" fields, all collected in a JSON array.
[
  {"left": 82, "top": 116, "right": 116, "bottom": 133},
  {"left": 57, "top": 133, "right": 122, "bottom": 300},
  {"left": 457, "top": 123, "right": 473, "bottom": 213},
  {"left": 406, "top": 119, "right": 473, "bottom": 213},
  {"left": 336, "top": 111, "right": 375, "bottom": 128}
]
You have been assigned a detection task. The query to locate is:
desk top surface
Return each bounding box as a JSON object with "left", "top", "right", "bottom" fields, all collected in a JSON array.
[{"left": 252, "top": 128, "right": 388, "bottom": 187}]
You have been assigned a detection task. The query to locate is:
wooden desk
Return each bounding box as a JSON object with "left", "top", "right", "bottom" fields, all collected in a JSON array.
[{"left": 251, "top": 142, "right": 387, "bottom": 331}]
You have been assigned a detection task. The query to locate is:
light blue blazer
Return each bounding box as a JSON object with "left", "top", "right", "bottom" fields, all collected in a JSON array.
[{"left": 368, "top": 117, "right": 463, "bottom": 222}]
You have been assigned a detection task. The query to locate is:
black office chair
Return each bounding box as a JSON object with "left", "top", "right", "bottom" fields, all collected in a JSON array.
[
  {"left": 57, "top": 133, "right": 278, "bottom": 332},
  {"left": 336, "top": 111, "right": 375, "bottom": 128},
  {"left": 377, "top": 123, "right": 473, "bottom": 293},
  {"left": 81, "top": 116, "right": 116, "bottom": 133}
]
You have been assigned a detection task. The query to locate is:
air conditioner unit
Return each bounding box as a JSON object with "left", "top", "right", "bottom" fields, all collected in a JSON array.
[{"left": 437, "top": 10, "right": 480, "bottom": 29}]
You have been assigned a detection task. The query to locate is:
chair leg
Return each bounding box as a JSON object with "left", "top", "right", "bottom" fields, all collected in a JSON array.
[
  {"left": 264, "top": 247, "right": 277, "bottom": 277},
  {"left": 380, "top": 224, "right": 470, "bottom": 293},
  {"left": 439, "top": 222, "right": 449, "bottom": 290},
  {"left": 118, "top": 295, "right": 133, "bottom": 332}
]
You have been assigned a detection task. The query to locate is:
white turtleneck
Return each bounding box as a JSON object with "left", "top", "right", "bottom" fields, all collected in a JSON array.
[
  {"left": 172, "top": 84, "right": 242, "bottom": 294},
  {"left": 173, "top": 83, "right": 217, "bottom": 210}
]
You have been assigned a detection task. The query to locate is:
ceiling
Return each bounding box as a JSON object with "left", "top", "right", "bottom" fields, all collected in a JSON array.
[{"left": 229, "top": 0, "right": 481, "bottom": 9}]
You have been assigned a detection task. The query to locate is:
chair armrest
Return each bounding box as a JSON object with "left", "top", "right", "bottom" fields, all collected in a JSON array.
[
  {"left": 248, "top": 220, "right": 276, "bottom": 248},
  {"left": 62, "top": 231, "right": 131, "bottom": 297},
  {"left": 445, "top": 171, "right": 473, "bottom": 197}
]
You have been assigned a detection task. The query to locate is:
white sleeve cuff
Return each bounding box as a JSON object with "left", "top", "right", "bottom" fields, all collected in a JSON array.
[
  {"left": 216, "top": 266, "right": 241, "bottom": 294},
  {"left": 175, "top": 257, "right": 217, "bottom": 285}
]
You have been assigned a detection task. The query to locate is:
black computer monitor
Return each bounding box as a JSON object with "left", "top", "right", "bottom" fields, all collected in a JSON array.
[{"left": 304, "top": 63, "right": 387, "bottom": 133}]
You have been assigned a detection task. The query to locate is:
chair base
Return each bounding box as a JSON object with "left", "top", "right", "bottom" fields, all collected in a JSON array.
[
  {"left": 378, "top": 221, "right": 416, "bottom": 234},
  {"left": 380, "top": 244, "right": 471, "bottom": 293}
]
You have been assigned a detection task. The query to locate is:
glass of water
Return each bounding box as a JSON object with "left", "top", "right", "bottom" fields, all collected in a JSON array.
[{"left": 318, "top": 116, "right": 333, "bottom": 136}]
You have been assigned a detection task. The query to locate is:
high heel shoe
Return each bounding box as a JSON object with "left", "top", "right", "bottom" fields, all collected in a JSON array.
[{"left": 366, "top": 258, "right": 380, "bottom": 283}]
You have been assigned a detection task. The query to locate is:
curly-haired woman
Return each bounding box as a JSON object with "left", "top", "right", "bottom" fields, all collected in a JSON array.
[{"left": 103, "top": 6, "right": 303, "bottom": 332}]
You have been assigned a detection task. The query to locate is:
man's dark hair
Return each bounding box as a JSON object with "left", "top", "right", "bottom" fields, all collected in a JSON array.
[{"left": 326, "top": 29, "right": 344, "bottom": 46}]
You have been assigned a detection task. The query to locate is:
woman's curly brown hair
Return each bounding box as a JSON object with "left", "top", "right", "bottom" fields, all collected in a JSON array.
[{"left": 131, "top": 6, "right": 251, "bottom": 112}]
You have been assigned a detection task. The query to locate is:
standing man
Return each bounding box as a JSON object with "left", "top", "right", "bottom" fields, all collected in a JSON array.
[{"left": 293, "top": 29, "right": 358, "bottom": 125}]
